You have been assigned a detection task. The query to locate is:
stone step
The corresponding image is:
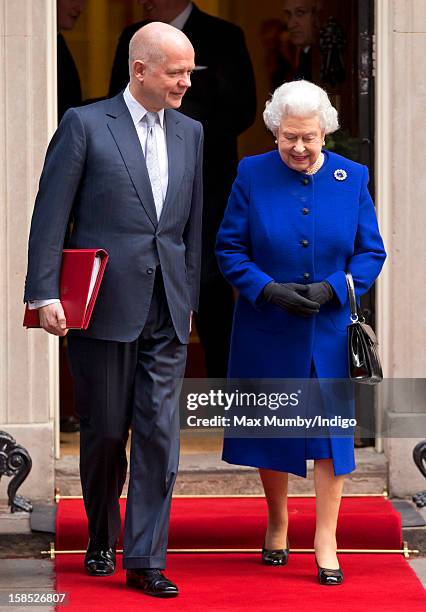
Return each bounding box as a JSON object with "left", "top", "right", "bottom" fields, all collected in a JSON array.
[{"left": 55, "top": 445, "right": 388, "bottom": 496}]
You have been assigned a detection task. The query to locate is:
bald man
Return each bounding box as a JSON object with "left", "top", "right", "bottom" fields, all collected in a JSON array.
[{"left": 24, "top": 23, "right": 203, "bottom": 597}]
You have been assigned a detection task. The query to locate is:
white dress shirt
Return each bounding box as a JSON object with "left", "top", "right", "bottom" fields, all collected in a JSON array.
[{"left": 29, "top": 84, "right": 169, "bottom": 310}]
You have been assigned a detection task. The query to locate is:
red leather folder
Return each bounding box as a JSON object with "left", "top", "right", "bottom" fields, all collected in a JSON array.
[{"left": 23, "top": 249, "right": 109, "bottom": 329}]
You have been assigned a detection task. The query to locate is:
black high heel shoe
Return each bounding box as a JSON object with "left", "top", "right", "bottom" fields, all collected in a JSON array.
[
  {"left": 315, "top": 556, "right": 344, "bottom": 585},
  {"left": 262, "top": 536, "right": 290, "bottom": 566}
]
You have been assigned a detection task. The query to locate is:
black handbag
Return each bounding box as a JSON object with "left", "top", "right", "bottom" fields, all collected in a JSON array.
[{"left": 345, "top": 272, "right": 383, "bottom": 384}]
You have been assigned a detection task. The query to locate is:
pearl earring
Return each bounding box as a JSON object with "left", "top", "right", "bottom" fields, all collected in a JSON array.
[{"left": 275, "top": 139, "right": 278, "bottom": 144}]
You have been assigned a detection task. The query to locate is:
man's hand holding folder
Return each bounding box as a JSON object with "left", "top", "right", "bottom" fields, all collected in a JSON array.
[
  {"left": 23, "top": 249, "right": 109, "bottom": 333},
  {"left": 38, "top": 302, "right": 68, "bottom": 336}
]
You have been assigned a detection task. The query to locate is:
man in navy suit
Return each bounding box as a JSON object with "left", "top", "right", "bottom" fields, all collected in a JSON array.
[
  {"left": 24, "top": 22, "right": 203, "bottom": 598},
  {"left": 109, "top": 0, "right": 257, "bottom": 378}
]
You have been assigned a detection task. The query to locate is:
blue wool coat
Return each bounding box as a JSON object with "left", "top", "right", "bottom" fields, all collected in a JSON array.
[{"left": 215, "top": 149, "right": 387, "bottom": 477}]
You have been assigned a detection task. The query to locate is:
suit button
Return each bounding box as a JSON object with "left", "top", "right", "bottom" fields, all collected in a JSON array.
[
  {"left": 301, "top": 178, "right": 309, "bottom": 185},
  {"left": 300, "top": 239, "right": 309, "bottom": 247},
  {"left": 302, "top": 208, "right": 309, "bottom": 215},
  {"left": 146, "top": 267, "right": 154, "bottom": 275},
  {"left": 303, "top": 272, "right": 310, "bottom": 279}
]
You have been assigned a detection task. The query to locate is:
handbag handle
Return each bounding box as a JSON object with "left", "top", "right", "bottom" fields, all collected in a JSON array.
[{"left": 345, "top": 272, "right": 364, "bottom": 323}]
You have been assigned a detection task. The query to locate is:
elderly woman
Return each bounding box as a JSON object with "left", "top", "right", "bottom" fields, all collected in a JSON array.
[{"left": 215, "top": 80, "right": 386, "bottom": 585}]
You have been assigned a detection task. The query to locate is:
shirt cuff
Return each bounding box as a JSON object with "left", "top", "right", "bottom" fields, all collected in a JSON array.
[{"left": 27, "top": 299, "right": 60, "bottom": 310}]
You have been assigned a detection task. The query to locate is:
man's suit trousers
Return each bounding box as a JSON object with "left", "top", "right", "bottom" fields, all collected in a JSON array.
[{"left": 67, "top": 267, "right": 187, "bottom": 569}]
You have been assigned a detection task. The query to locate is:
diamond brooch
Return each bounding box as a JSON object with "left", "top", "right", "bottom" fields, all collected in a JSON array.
[{"left": 334, "top": 169, "right": 348, "bottom": 181}]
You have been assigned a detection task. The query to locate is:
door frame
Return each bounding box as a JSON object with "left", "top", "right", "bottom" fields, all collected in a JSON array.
[{"left": 374, "top": 0, "right": 392, "bottom": 453}]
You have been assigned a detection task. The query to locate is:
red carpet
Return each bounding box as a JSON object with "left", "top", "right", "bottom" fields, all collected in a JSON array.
[
  {"left": 54, "top": 497, "right": 426, "bottom": 610},
  {"left": 55, "top": 553, "right": 426, "bottom": 611},
  {"left": 57, "top": 496, "right": 402, "bottom": 550}
]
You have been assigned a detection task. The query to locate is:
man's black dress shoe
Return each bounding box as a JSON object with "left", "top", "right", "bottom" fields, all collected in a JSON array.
[
  {"left": 262, "top": 536, "right": 290, "bottom": 566},
  {"left": 126, "top": 569, "right": 179, "bottom": 598},
  {"left": 315, "top": 556, "right": 344, "bottom": 585},
  {"left": 84, "top": 541, "right": 116, "bottom": 577}
]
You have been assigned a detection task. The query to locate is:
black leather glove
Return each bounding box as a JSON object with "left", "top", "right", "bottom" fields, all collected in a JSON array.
[
  {"left": 262, "top": 282, "right": 320, "bottom": 316},
  {"left": 304, "top": 281, "right": 334, "bottom": 305}
]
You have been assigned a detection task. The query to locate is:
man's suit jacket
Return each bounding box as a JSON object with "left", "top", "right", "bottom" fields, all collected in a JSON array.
[
  {"left": 24, "top": 93, "right": 203, "bottom": 343},
  {"left": 109, "top": 4, "right": 256, "bottom": 280}
]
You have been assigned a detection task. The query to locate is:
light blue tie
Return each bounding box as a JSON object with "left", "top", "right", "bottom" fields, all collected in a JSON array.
[{"left": 144, "top": 112, "right": 164, "bottom": 220}]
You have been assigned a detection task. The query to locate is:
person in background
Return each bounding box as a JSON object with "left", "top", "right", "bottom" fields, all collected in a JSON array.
[
  {"left": 216, "top": 80, "right": 386, "bottom": 585},
  {"left": 109, "top": 0, "right": 257, "bottom": 378},
  {"left": 283, "top": 0, "right": 321, "bottom": 81},
  {"left": 260, "top": 18, "right": 298, "bottom": 90},
  {"left": 57, "top": 0, "right": 86, "bottom": 121}
]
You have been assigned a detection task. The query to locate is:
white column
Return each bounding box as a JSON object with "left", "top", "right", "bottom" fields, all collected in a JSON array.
[
  {"left": 376, "top": 0, "right": 426, "bottom": 496},
  {"left": 0, "top": 0, "right": 58, "bottom": 501}
]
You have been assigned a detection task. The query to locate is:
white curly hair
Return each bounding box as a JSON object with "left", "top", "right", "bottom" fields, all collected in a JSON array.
[{"left": 263, "top": 80, "right": 339, "bottom": 136}]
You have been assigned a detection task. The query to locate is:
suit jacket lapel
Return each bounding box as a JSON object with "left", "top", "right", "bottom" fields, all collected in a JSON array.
[
  {"left": 106, "top": 94, "right": 158, "bottom": 228},
  {"left": 159, "top": 110, "right": 185, "bottom": 227}
]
